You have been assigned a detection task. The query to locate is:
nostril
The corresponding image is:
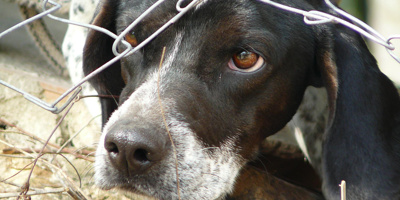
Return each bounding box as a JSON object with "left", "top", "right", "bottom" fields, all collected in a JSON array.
[
  {"left": 105, "top": 142, "right": 119, "bottom": 154},
  {"left": 134, "top": 149, "right": 150, "bottom": 163}
]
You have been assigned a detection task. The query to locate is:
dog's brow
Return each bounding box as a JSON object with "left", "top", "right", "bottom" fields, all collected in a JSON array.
[
  {"left": 112, "top": 0, "right": 202, "bottom": 57},
  {"left": 163, "top": 32, "right": 184, "bottom": 71}
]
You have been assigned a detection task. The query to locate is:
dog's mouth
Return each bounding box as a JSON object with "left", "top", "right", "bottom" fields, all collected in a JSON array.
[{"left": 97, "top": 177, "right": 159, "bottom": 199}]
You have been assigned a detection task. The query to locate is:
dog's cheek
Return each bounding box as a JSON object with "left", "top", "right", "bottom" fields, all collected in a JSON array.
[{"left": 168, "top": 122, "right": 245, "bottom": 199}]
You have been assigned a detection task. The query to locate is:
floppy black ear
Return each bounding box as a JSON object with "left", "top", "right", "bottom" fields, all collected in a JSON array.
[
  {"left": 316, "top": 20, "right": 400, "bottom": 199},
  {"left": 83, "top": 0, "right": 125, "bottom": 127}
]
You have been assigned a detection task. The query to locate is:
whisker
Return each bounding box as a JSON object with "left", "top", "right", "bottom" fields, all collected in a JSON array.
[{"left": 81, "top": 162, "right": 96, "bottom": 178}]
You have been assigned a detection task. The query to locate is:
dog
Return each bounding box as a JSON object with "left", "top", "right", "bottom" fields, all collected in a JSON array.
[{"left": 83, "top": 0, "right": 400, "bottom": 199}]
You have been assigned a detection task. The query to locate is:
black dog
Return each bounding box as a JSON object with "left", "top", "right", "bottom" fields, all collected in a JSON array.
[{"left": 83, "top": 0, "right": 400, "bottom": 199}]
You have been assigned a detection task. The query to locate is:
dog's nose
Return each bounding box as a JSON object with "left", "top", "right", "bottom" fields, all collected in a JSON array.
[{"left": 104, "top": 121, "right": 168, "bottom": 174}]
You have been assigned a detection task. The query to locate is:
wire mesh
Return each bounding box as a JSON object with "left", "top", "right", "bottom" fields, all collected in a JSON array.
[{"left": 0, "top": 0, "right": 399, "bottom": 199}]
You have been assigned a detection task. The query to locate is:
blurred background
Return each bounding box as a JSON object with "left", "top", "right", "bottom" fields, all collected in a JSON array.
[{"left": 342, "top": 0, "right": 400, "bottom": 86}]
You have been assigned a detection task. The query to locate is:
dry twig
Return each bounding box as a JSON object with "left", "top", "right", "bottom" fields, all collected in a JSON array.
[
  {"left": 157, "top": 46, "right": 181, "bottom": 200},
  {"left": 0, "top": 118, "right": 95, "bottom": 162},
  {"left": 3, "top": 147, "right": 95, "bottom": 160},
  {"left": 0, "top": 187, "right": 68, "bottom": 198}
]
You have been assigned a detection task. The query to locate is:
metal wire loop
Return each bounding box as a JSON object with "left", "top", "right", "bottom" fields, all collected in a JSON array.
[
  {"left": 176, "top": 0, "right": 199, "bottom": 12},
  {"left": 176, "top": 0, "right": 187, "bottom": 12},
  {"left": 387, "top": 36, "right": 400, "bottom": 63},
  {"left": 303, "top": 11, "right": 336, "bottom": 25}
]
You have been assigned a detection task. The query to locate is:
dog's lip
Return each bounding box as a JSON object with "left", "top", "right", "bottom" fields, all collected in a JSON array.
[
  {"left": 96, "top": 177, "right": 123, "bottom": 190},
  {"left": 119, "top": 184, "right": 155, "bottom": 198},
  {"left": 96, "top": 172, "right": 155, "bottom": 197}
]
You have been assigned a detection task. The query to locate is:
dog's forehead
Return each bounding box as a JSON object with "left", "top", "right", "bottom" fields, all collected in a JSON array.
[
  {"left": 115, "top": 0, "right": 322, "bottom": 27},
  {"left": 116, "top": 0, "right": 264, "bottom": 29},
  {"left": 115, "top": 0, "right": 317, "bottom": 46}
]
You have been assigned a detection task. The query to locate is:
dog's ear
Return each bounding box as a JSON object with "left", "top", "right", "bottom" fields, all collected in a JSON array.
[
  {"left": 314, "top": 22, "right": 400, "bottom": 198},
  {"left": 83, "top": 0, "right": 125, "bottom": 127}
]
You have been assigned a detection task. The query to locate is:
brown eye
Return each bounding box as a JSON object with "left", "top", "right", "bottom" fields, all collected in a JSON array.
[
  {"left": 125, "top": 32, "right": 138, "bottom": 47},
  {"left": 228, "top": 50, "right": 265, "bottom": 72},
  {"left": 233, "top": 51, "right": 258, "bottom": 69}
]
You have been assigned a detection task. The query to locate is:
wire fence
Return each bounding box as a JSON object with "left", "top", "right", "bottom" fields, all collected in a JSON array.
[
  {"left": 0, "top": 0, "right": 399, "bottom": 199},
  {"left": 1, "top": 0, "right": 400, "bottom": 116}
]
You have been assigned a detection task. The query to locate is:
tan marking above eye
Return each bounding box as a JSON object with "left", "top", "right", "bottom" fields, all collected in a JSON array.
[{"left": 125, "top": 32, "right": 138, "bottom": 47}]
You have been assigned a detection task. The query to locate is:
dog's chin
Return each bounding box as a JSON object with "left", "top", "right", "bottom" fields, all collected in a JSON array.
[
  {"left": 94, "top": 164, "right": 155, "bottom": 198},
  {"left": 94, "top": 177, "right": 155, "bottom": 199}
]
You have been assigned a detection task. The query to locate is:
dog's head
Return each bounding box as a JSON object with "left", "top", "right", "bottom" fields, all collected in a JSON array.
[{"left": 82, "top": 0, "right": 382, "bottom": 199}]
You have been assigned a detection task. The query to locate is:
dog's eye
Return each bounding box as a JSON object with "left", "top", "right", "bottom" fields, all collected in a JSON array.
[
  {"left": 229, "top": 51, "right": 264, "bottom": 72},
  {"left": 125, "top": 32, "right": 138, "bottom": 47}
]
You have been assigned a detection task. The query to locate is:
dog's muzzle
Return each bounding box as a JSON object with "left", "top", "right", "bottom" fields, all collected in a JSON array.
[{"left": 94, "top": 73, "right": 243, "bottom": 199}]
